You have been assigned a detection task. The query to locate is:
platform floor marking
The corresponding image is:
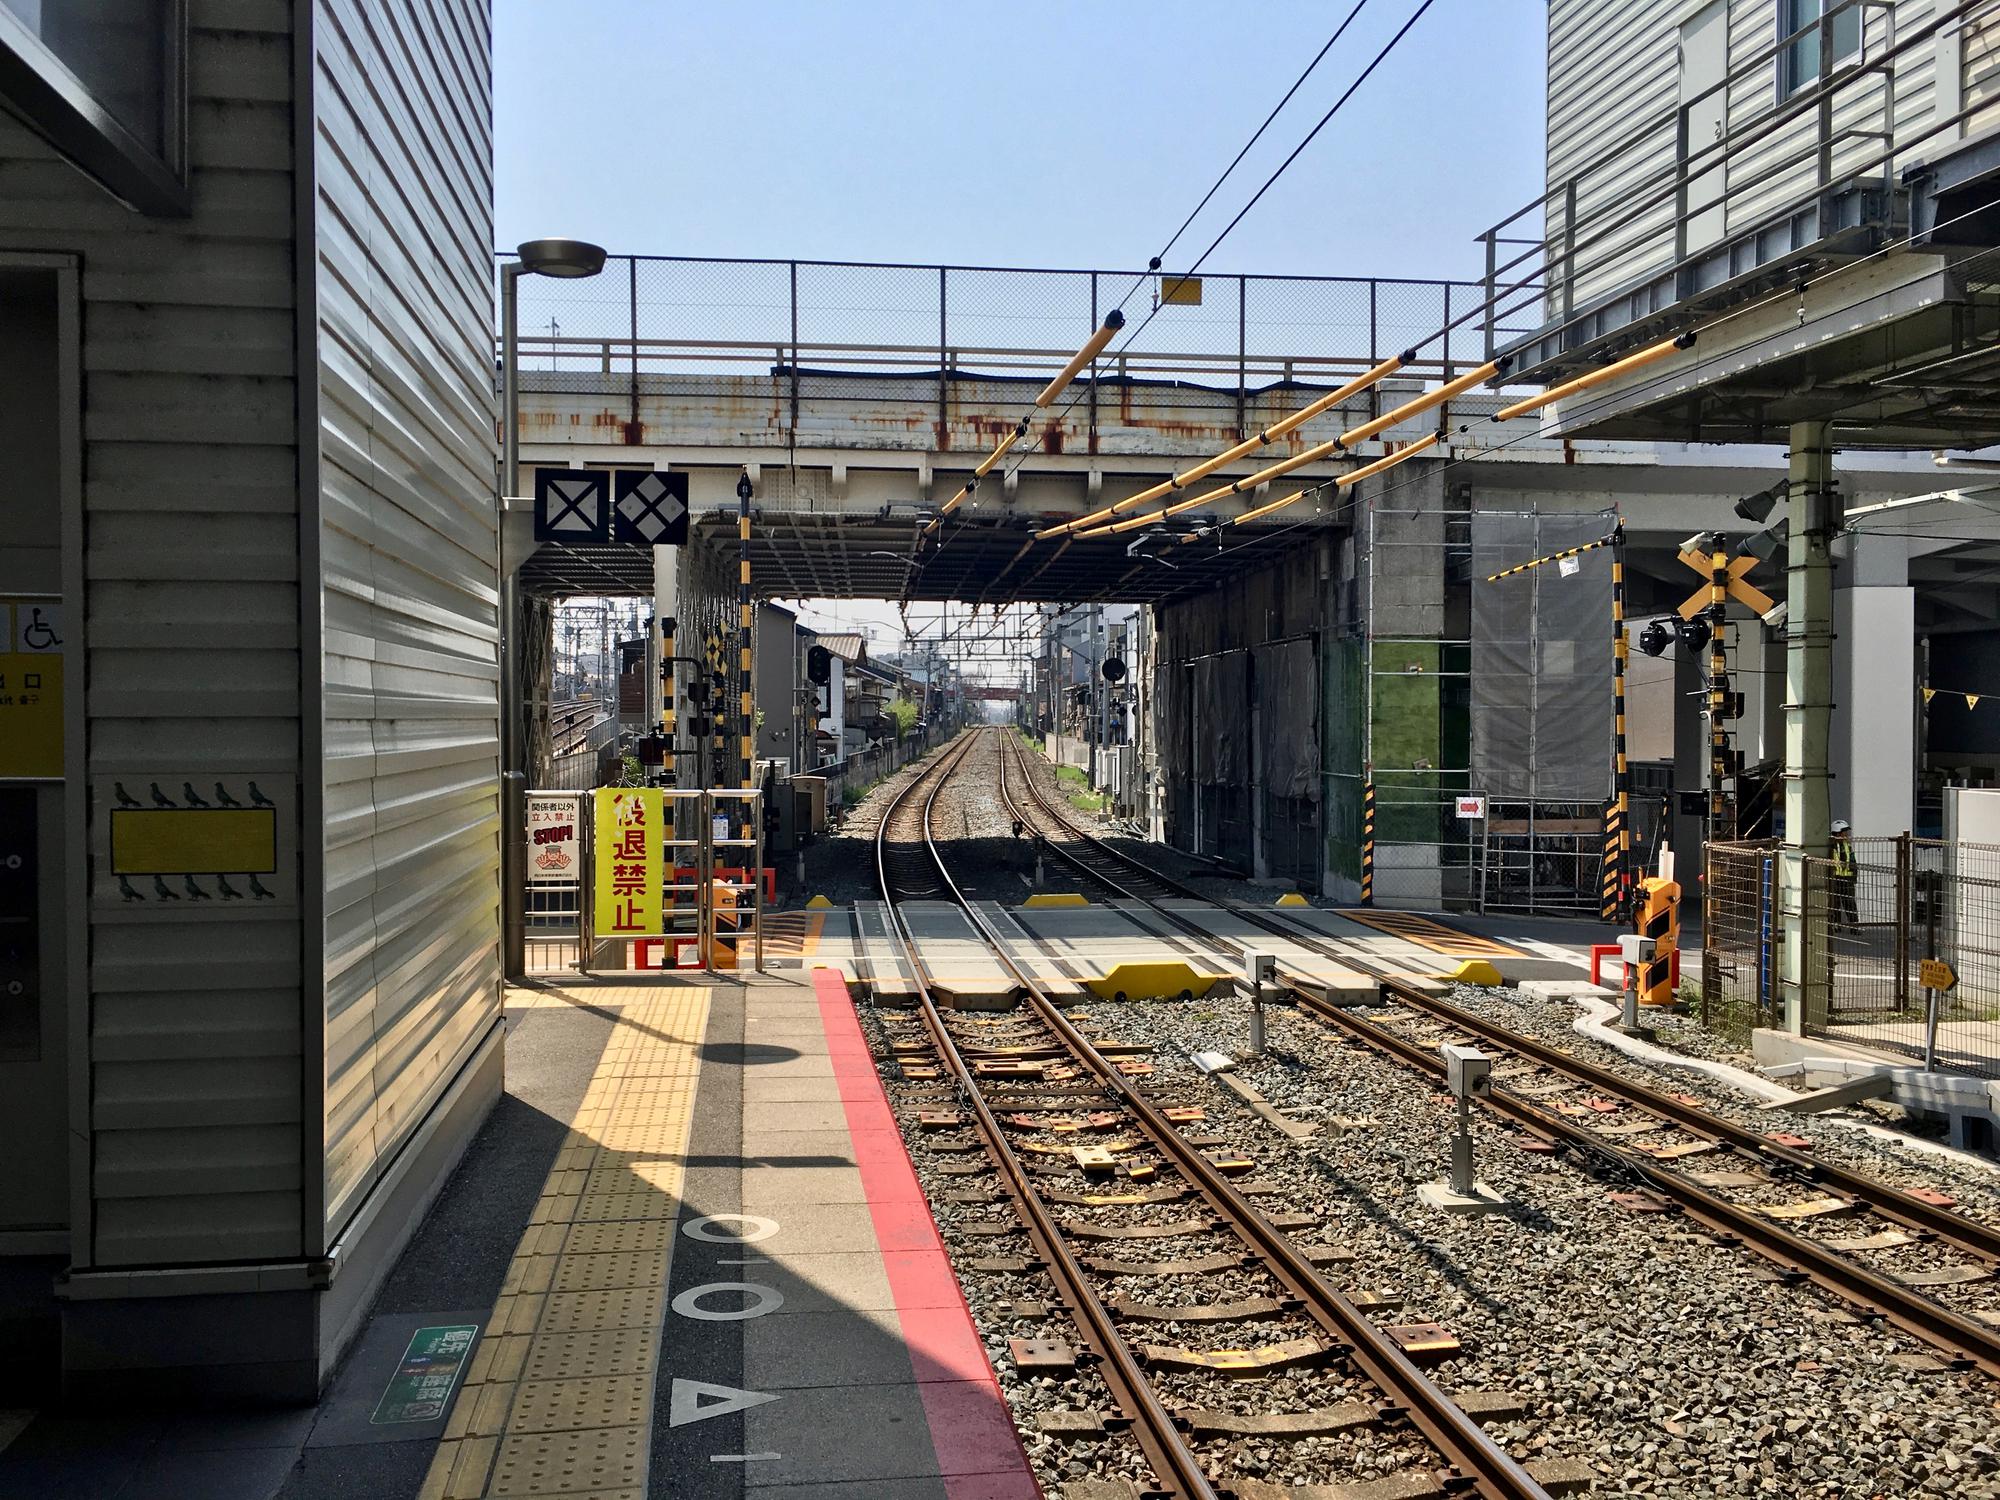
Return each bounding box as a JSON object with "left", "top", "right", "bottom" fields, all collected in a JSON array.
[
  {"left": 1338, "top": 909, "right": 1522, "bottom": 959},
  {"left": 421, "top": 983, "right": 709, "bottom": 1500}
]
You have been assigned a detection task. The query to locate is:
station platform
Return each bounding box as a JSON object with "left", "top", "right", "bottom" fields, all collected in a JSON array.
[{"left": 0, "top": 970, "right": 1035, "bottom": 1500}]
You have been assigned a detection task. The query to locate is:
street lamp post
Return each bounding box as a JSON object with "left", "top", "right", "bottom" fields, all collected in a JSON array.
[{"left": 501, "top": 238, "right": 606, "bottom": 980}]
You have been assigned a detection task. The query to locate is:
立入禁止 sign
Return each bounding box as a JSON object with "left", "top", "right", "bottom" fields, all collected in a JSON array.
[
  {"left": 527, "top": 793, "right": 580, "bottom": 883},
  {"left": 594, "top": 787, "right": 663, "bottom": 937}
]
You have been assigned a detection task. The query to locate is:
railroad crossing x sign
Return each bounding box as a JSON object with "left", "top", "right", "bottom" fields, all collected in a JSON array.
[{"left": 1675, "top": 548, "right": 1776, "bottom": 620}]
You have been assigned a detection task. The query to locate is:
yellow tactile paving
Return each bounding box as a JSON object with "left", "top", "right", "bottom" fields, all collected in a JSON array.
[{"left": 421, "top": 983, "right": 709, "bottom": 1500}]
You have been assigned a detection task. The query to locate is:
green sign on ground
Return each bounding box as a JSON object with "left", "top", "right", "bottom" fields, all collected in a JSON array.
[{"left": 370, "top": 1323, "right": 480, "bottom": 1425}]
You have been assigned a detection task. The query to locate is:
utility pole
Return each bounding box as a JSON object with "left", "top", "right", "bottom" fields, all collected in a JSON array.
[{"left": 1780, "top": 420, "right": 1837, "bottom": 1034}]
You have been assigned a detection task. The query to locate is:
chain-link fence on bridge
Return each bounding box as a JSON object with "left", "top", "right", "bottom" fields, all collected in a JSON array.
[{"left": 505, "top": 254, "right": 1522, "bottom": 397}]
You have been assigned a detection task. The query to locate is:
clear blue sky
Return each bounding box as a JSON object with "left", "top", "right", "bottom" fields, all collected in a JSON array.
[
  {"left": 497, "top": 2, "right": 1549, "bottom": 653},
  {"left": 495, "top": 1, "right": 1547, "bottom": 284}
]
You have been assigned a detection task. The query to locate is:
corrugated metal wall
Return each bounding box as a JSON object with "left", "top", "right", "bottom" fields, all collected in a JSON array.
[
  {"left": 0, "top": 5, "right": 306, "bottom": 1266},
  {"left": 314, "top": 0, "right": 501, "bottom": 1238},
  {"left": 1722, "top": 1, "right": 1937, "bottom": 237},
  {"left": 1546, "top": 0, "right": 1947, "bottom": 312},
  {"left": 1545, "top": 0, "right": 1681, "bottom": 304},
  {"left": 1962, "top": 2, "right": 2000, "bottom": 132}
]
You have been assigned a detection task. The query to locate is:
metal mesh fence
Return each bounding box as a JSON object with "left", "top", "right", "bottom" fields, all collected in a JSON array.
[
  {"left": 1702, "top": 839, "right": 1783, "bottom": 1031},
  {"left": 1701, "top": 836, "right": 2000, "bottom": 1078}
]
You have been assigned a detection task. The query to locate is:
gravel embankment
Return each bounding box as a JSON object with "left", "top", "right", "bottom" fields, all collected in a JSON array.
[{"left": 852, "top": 731, "right": 2000, "bottom": 1498}]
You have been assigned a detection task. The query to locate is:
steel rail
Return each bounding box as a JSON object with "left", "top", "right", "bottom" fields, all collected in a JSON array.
[
  {"left": 999, "top": 733, "right": 2000, "bottom": 1382},
  {"left": 872, "top": 735, "right": 1222, "bottom": 1500},
  {"left": 986, "top": 733, "right": 1549, "bottom": 1500}
]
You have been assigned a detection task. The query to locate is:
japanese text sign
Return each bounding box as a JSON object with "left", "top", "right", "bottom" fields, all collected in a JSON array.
[{"left": 593, "top": 787, "right": 663, "bottom": 937}]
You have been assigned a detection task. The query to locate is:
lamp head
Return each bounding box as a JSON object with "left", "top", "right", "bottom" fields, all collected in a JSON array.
[
  {"left": 1637, "top": 619, "right": 1673, "bottom": 658},
  {"left": 1733, "top": 484, "right": 1783, "bottom": 524},
  {"left": 736, "top": 470, "right": 754, "bottom": 502},
  {"left": 515, "top": 239, "right": 607, "bottom": 278}
]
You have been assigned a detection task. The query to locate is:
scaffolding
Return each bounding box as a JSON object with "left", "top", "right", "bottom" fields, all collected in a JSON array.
[{"left": 1364, "top": 503, "right": 1618, "bottom": 915}]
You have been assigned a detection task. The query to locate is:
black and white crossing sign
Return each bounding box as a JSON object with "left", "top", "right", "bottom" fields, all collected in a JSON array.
[
  {"left": 534, "top": 468, "right": 610, "bottom": 543},
  {"left": 613, "top": 470, "right": 690, "bottom": 546}
]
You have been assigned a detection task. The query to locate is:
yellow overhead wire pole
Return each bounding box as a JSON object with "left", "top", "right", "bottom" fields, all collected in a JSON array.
[
  {"left": 921, "top": 311, "right": 1125, "bottom": 540},
  {"left": 1040, "top": 351, "right": 1411, "bottom": 538},
  {"left": 1112, "top": 330, "right": 1695, "bottom": 543},
  {"left": 1087, "top": 360, "right": 1498, "bottom": 537},
  {"left": 1483, "top": 331, "right": 1693, "bottom": 424}
]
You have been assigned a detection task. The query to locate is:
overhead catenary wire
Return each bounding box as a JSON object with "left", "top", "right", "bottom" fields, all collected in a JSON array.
[
  {"left": 920, "top": 0, "right": 1437, "bottom": 573},
  {"left": 1152, "top": 1, "right": 1370, "bottom": 271}
]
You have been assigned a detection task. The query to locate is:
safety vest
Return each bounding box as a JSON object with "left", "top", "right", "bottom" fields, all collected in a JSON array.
[{"left": 1831, "top": 837, "right": 1854, "bottom": 878}]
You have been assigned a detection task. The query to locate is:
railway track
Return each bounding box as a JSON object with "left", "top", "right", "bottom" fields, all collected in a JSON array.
[
  {"left": 876, "top": 731, "right": 1551, "bottom": 1500},
  {"left": 994, "top": 729, "right": 2000, "bottom": 1384},
  {"left": 550, "top": 695, "right": 603, "bottom": 756}
]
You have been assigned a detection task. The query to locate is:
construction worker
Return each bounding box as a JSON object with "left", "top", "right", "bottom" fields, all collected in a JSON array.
[{"left": 1829, "top": 819, "right": 1858, "bottom": 934}]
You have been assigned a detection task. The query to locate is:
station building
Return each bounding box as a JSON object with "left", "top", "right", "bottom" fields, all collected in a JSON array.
[{"left": 0, "top": 2, "right": 502, "bottom": 1399}]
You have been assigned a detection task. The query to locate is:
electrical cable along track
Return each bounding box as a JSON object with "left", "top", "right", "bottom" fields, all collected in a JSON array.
[
  {"left": 873, "top": 730, "right": 1549, "bottom": 1500},
  {"left": 995, "top": 730, "right": 2000, "bottom": 1384}
]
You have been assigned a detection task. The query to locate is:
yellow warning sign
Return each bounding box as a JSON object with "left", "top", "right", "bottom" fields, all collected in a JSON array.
[
  {"left": 0, "top": 598, "right": 63, "bottom": 780},
  {"left": 1920, "top": 958, "right": 1957, "bottom": 992},
  {"left": 594, "top": 787, "right": 664, "bottom": 938},
  {"left": 110, "top": 808, "right": 277, "bottom": 875}
]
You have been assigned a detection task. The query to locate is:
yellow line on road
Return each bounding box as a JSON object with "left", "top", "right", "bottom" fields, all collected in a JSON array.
[{"left": 422, "top": 983, "right": 710, "bottom": 1500}]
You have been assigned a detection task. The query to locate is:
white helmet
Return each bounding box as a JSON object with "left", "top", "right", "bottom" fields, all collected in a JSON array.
[{"left": 1831, "top": 819, "right": 1851, "bottom": 834}]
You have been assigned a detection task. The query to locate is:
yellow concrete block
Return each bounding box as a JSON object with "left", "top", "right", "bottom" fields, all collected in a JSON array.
[
  {"left": 1449, "top": 959, "right": 1503, "bottom": 987},
  {"left": 806, "top": 894, "right": 835, "bottom": 908},
  {"left": 1275, "top": 892, "right": 1311, "bottom": 907},
  {"left": 1023, "top": 892, "right": 1090, "bottom": 908},
  {"left": 1083, "top": 961, "right": 1227, "bottom": 1002}
]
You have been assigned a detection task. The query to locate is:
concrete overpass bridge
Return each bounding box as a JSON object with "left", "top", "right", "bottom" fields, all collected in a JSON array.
[
  {"left": 504, "top": 253, "right": 1941, "bottom": 609},
  {"left": 503, "top": 252, "right": 1949, "bottom": 913}
]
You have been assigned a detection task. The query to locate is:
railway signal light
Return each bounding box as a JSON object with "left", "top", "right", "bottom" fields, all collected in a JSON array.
[
  {"left": 1676, "top": 615, "right": 1712, "bottom": 655},
  {"left": 807, "top": 644, "right": 832, "bottom": 685},
  {"left": 1637, "top": 619, "right": 1673, "bottom": 658}
]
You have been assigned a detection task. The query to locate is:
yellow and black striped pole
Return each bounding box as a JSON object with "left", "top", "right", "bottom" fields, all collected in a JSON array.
[
  {"left": 738, "top": 474, "right": 754, "bottom": 811},
  {"left": 1602, "top": 526, "right": 1630, "bottom": 921},
  {"left": 1360, "top": 776, "right": 1376, "bottom": 906},
  {"left": 661, "top": 615, "right": 676, "bottom": 790},
  {"left": 1707, "top": 549, "right": 1734, "bottom": 844},
  {"left": 1482, "top": 531, "right": 1619, "bottom": 584}
]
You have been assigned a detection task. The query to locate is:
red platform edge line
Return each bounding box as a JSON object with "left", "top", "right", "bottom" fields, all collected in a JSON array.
[{"left": 812, "top": 969, "right": 1040, "bottom": 1499}]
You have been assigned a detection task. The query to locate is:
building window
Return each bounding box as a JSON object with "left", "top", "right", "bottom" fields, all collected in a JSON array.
[
  {"left": 1779, "top": 0, "right": 1862, "bottom": 98},
  {"left": 0, "top": 0, "right": 187, "bottom": 214}
]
